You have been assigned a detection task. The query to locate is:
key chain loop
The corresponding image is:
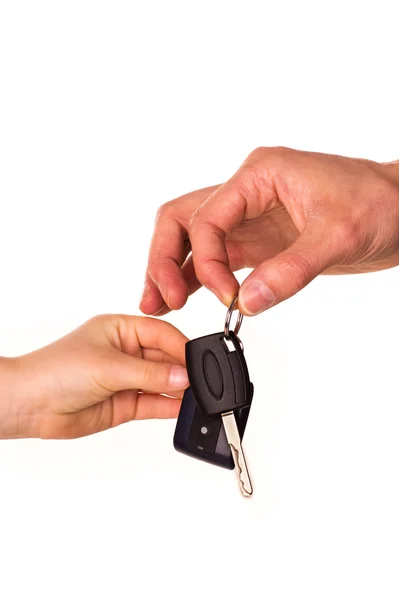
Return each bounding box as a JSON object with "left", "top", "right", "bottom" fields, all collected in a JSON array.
[{"left": 224, "top": 294, "right": 243, "bottom": 339}]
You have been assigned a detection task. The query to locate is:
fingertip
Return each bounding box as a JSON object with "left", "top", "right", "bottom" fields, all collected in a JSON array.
[
  {"left": 153, "top": 272, "right": 189, "bottom": 312},
  {"left": 168, "top": 365, "right": 189, "bottom": 389},
  {"left": 150, "top": 304, "right": 171, "bottom": 317},
  {"left": 206, "top": 279, "right": 240, "bottom": 310},
  {"left": 166, "top": 285, "right": 188, "bottom": 311},
  {"left": 238, "top": 279, "right": 275, "bottom": 316},
  {"left": 223, "top": 286, "right": 241, "bottom": 308},
  {"left": 139, "top": 277, "right": 165, "bottom": 315},
  {"left": 139, "top": 293, "right": 165, "bottom": 315},
  {"left": 192, "top": 257, "right": 238, "bottom": 306}
]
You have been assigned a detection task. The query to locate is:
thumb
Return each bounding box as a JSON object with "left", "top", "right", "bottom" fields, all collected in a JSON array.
[
  {"left": 238, "top": 225, "right": 338, "bottom": 315},
  {"left": 103, "top": 351, "right": 189, "bottom": 395}
]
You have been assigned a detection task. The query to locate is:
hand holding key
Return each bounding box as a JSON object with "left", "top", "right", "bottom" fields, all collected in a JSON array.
[
  {"left": 141, "top": 148, "right": 399, "bottom": 317},
  {"left": 174, "top": 297, "right": 254, "bottom": 497},
  {"left": 0, "top": 315, "right": 189, "bottom": 440}
]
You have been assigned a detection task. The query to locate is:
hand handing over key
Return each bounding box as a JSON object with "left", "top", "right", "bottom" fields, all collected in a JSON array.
[
  {"left": 0, "top": 315, "right": 189, "bottom": 440},
  {"left": 140, "top": 147, "right": 399, "bottom": 316}
]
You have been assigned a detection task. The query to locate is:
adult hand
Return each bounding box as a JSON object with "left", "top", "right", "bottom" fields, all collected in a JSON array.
[{"left": 140, "top": 148, "right": 399, "bottom": 316}]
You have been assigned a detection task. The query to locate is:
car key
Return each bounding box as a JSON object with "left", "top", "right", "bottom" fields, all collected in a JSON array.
[
  {"left": 173, "top": 382, "right": 253, "bottom": 470},
  {"left": 185, "top": 297, "right": 254, "bottom": 497}
]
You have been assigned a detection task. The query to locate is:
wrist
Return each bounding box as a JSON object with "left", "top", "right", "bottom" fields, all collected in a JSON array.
[{"left": 0, "top": 357, "right": 40, "bottom": 439}]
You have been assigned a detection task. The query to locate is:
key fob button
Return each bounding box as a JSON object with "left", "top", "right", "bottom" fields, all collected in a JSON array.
[
  {"left": 173, "top": 384, "right": 254, "bottom": 470},
  {"left": 203, "top": 350, "right": 224, "bottom": 399}
]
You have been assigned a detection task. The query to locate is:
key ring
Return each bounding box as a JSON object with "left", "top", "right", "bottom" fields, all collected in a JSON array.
[{"left": 224, "top": 294, "right": 243, "bottom": 339}]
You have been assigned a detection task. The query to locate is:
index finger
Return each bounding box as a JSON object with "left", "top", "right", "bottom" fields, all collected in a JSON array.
[
  {"left": 188, "top": 177, "right": 246, "bottom": 306},
  {"left": 141, "top": 186, "right": 220, "bottom": 314},
  {"left": 134, "top": 316, "right": 189, "bottom": 366}
]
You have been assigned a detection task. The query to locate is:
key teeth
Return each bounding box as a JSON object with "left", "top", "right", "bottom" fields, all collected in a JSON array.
[{"left": 229, "top": 444, "right": 253, "bottom": 497}]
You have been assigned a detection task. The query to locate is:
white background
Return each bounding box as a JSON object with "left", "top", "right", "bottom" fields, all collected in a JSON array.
[{"left": 0, "top": 1, "right": 398, "bottom": 599}]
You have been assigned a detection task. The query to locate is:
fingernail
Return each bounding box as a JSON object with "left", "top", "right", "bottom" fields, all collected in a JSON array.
[
  {"left": 153, "top": 303, "right": 167, "bottom": 316},
  {"left": 168, "top": 366, "right": 189, "bottom": 389},
  {"left": 240, "top": 281, "right": 275, "bottom": 315},
  {"left": 158, "top": 283, "right": 172, "bottom": 310},
  {"left": 209, "top": 287, "right": 235, "bottom": 307}
]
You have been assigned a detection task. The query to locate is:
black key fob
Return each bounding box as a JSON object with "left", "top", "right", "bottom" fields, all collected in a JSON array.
[
  {"left": 173, "top": 383, "right": 254, "bottom": 470},
  {"left": 185, "top": 331, "right": 251, "bottom": 416}
]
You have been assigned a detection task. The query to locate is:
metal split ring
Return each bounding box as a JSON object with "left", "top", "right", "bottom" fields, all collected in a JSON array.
[{"left": 224, "top": 294, "right": 243, "bottom": 339}]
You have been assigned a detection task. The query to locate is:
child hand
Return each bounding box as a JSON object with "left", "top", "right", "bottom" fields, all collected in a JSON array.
[{"left": 1, "top": 315, "right": 189, "bottom": 440}]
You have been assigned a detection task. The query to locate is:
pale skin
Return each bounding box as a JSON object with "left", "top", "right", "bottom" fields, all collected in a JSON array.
[
  {"left": 0, "top": 315, "right": 189, "bottom": 440},
  {"left": 140, "top": 147, "right": 399, "bottom": 317},
  {"left": 2, "top": 148, "right": 398, "bottom": 441}
]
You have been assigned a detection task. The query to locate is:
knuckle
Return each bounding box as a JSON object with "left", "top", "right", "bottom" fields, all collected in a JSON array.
[
  {"left": 147, "top": 256, "right": 169, "bottom": 279},
  {"left": 235, "top": 166, "right": 275, "bottom": 216},
  {"left": 277, "top": 252, "right": 313, "bottom": 289},
  {"left": 187, "top": 209, "right": 204, "bottom": 234},
  {"left": 246, "top": 145, "right": 290, "bottom": 163},
  {"left": 86, "top": 313, "right": 108, "bottom": 328},
  {"left": 231, "top": 164, "right": 266, "bottom": 207},
  {"left": 271, "top": 145, "right": 291, "bottom": 155},
  {"left": 85, "top": 314, "right": 126, "bottom": 349},
  {"left": 196, "top": 258, "right": 214, "bottom": 284},
  {"left": 236, "top": 168, "right": 259, "bottom": 200},
  {"left": 187, "top": 210, "right": 198, "bottom": 231},
  {"left": 112, "top": 314, "right": 130, "bottom": 342},
  {"left": 155, "top": 200, "right": 175, "bottom": 222},
  {"left": 246, "top": 146, "right": 267, "bottom": 161},
  {"left": 142, "top": 364, "right": 156, "bottom": 387},
  {"left": 333, "top": 219, "right": 360, "bottom": 247}
]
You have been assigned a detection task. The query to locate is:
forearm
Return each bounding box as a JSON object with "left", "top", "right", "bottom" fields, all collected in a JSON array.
[{"left": 0, "top": 357, "right": 37, "bottom": 439}]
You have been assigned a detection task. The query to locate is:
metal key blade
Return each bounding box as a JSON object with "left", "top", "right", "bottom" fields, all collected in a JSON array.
[{"left": 221, "top": 411, "right": 253, "bottom": 497}]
